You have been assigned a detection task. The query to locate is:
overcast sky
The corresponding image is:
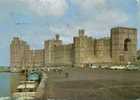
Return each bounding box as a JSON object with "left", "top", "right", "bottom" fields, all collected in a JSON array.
[{"left": 0, "top": 0, "right": 140, "bottom": 66}]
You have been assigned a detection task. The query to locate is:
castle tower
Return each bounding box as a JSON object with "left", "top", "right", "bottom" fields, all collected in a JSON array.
[
  {"left": 55, "top": 34, "right": 60, "bottom": 40},
  {"left": 44, "top": 34, "right": 62, "bottom": 66},
  {"left": 111, "top": 27, "right": 137, "bottom": 65},
  {"left": 74, "top": 29, "right": 95, "bottom": 67},
  {"left": 10, "top": 37, "right": 21, "bottom": 67},
  {"left": 10, "top": 37, "right": 31, "bottom": 69},
  {"left": 44, "top": 40, "right": 54, "bottom": 66},
  {"left": 79, "top": 29, "right": 85, "bottom": 37}
]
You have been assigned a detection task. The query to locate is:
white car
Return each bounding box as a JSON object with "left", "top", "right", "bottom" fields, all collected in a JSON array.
[
  {"left": 110, "top": 65, "right": 126, "bottom": 70},
  {"left": 90, "top": 65, "right": 98, "bottom": 69}
]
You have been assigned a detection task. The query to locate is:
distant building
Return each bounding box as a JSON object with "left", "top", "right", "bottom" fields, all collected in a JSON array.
[{"left": 10, "top": 27, "right": 137, "bottom": 68}]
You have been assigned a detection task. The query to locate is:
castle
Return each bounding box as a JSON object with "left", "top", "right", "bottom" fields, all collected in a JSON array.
[{"left": 10, "top": 27, "right": 137, "bottom": 68}]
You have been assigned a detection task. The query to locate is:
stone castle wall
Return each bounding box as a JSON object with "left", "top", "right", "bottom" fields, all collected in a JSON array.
[
  {"left": 74, "top": 30, "right": 95, "bottom": 66},
  {"left": 10, "top": 27, "right": 137, "bottom": 68},
  {"left": 44, "top": 36, "right": 63, "bottom": 66},
  {"left": 31, "top": 49, "right": 44, "bottom": 67},
  {"left": 111, "top": 27, "right": 137, "bottom": 64},
  {"left": 10, "top": 37, "right": 30, "bottom": 68},
  {"left": 53, "top": 44, "right": 73, "bottom": 66},
  {"left": 94, "top": 38, "right": 111, "bottom": 64},
  {"left": 10, "top": 38, "right": 44, "bottom": 68}
]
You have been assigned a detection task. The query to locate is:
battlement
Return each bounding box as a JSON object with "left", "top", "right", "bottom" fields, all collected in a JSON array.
[
  {"left": 10, "top": 27, "right": 138, "bottom": 67},
  {"left": 79, "top": 29, "right": 85, "bottom": 37}
]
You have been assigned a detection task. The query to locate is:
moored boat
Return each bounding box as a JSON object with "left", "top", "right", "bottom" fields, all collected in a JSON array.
[
  {"left": 12, "top": 81, "right": 39, "bottom": 100},
  {"left": 12, "top": 70, "right": 42, "bottom": 100}
]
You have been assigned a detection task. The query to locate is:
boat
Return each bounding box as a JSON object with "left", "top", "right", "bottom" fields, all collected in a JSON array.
[
  {"left": 27, "top": 70, "right": 42, "bottom": 82},
  {"left": 12, "top": 81, "right": 39, "bottom": 100},
  {"left": 12, "top": 71, "right": 42, "bottom": 100},
  {"left": 0, "top": 96, "right": 11, "bottom": 100}
]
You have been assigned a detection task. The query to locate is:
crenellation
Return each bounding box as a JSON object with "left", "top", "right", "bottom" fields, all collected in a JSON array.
[
  {"left": 10, "top": 27, "right": 138, "bottom": 68},
  {"left": 111, "top": 27, "right": 137, "bottom": 65}
]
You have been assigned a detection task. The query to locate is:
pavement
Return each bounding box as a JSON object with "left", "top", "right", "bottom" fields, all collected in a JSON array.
[{"left": 43, "top": 68, "right": 140, "bottom": 100}]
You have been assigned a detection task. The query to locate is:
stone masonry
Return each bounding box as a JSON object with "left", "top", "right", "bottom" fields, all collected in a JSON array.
[{"left": 10, "top": 27, "right": 137, "bottom": 68}]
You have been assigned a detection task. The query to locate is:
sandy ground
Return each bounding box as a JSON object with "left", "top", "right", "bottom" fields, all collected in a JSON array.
[{"left": 43, "top": 68, "right": 140, "bottom": 100}]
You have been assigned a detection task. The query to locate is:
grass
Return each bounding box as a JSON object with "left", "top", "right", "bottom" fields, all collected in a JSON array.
[{"left": 0, "top": 66, "right": 10, "bottom": 72}]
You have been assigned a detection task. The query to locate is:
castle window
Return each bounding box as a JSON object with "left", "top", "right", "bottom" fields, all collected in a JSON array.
[{"left": 124, "top": 38, "right": 131, "bottom": 51}]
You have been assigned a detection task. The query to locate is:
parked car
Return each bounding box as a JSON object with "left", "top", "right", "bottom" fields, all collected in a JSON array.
[{"left": 110, "top": 65, "right": 126, "bottom": 70}]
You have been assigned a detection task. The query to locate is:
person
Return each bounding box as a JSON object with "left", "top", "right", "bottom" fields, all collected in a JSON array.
[{"left": 65, "top": 72, "right": 69, "bottom": 78}]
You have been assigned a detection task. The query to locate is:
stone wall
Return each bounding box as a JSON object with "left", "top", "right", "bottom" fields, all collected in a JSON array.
[
  {"left": 94, "top": 38, "right": 111, "bottom": 64},
  {"left": 44, "top": 35, "right": 62, "bottom": 66},
  {"left": 111, "top": 27, "right": 137, "bottom": 64},
  {"left": 10, "top": 37, "right": 30, "bottom": 68},
  {"left": 137, "top": 50, "right": 140, "bottom": 62},
  {"left": 10, "top": 27, "right": 138, "bottom": 68},
  {"left": 31, "top": 49, "right": 44, "bottom": 67},
  {"left": 73, "top": 30, "right": 95, "bottom": 66},
  {"left": 53, "top": 44, "right": 73, "bottom": 66},
  {"left": 10, "top": 37, "right": 45, "bottom": 68},
  {"left": 73, "top": 30, "right": 112, "bottom": 67}
]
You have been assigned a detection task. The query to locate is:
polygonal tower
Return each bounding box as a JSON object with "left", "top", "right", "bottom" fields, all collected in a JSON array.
[{"left": 111, "top": 27, "right": 137, "bottom": 65}]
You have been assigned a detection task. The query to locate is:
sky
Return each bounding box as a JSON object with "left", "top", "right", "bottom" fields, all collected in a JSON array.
[{"left": 0, "top": 0, "right": 140, "bottom": 66}]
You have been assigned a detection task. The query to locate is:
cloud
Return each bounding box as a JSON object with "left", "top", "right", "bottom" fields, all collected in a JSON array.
[
  {"left": 13, "top": 0, "right": 131, "bottom": 39},
  {"left": 20, "top": 0, "right": 69, "bottom": 16},
  {"left": 94, "top": 10, "right": 129, "bottom": 27},
  {"left": 136, "top": 0, "right": 140, "bottom": 4},
  {"left": 40, "top": 0, "right": 132, "bottom": 45},
  {"left": 74, "top": 0, "right": 106, "bottom": 10},
  {"left": 137, "top": 0, "right": 140, "bottom": 17},
  {"left": 48, "top": 0, "right": 129, "bottom": 39},
  {"left": 47, "top": 11, "right": 128, "bottom": 40}
]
